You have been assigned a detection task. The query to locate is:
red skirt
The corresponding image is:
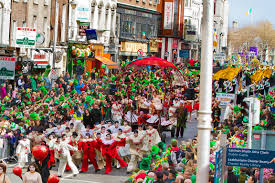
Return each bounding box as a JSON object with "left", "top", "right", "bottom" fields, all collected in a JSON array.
[
  {"left": 193, "top": 104, "right": 199, "bottom": 110},
  {"left": 185, "top": 105, "right": 193, "bottom": 112},
  {"left": 48, "top": 150, "right": 55, "bottom": 168}
]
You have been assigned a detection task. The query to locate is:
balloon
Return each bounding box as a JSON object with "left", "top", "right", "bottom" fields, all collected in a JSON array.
[
  {"left": 102, "top": 64, "right": 105, "bottom": 69},
  {"left": 13, "top": 166, "right": 22, "bottom": 178},
  {"left": 47, "top": 174, "right": 60, "bottom": 183},
  {"left": 32, "top": 145, "right": 49, "bottom": 161}
]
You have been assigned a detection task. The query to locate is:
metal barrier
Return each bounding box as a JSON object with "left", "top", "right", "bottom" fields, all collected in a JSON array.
[{"left": 0, "top": 137, "right": 17, "bottom": 163}]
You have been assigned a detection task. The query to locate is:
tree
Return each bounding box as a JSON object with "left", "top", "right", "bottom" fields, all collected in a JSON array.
[{"left": 228, "top": 21, "right": 275, "bottom": 52}]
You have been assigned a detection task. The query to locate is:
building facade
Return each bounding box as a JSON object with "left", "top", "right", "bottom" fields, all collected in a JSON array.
[
  {"left": 183, "top": 0, "right": 202, "bottom": 61},
  {"left": 0, "top": 0, "right": 11, "bottom": 48},
  {"left": 213, "top": 0, "right": 229, "bottom": 54},
  {"left": 158, "top": 0, "right": 185, "bottom": 63},
  {"left": 10, "top": 0, "right": 52, "bottom": 72},
  {"left": 117, "top": 0, "right": 161, "bottom": 61}
]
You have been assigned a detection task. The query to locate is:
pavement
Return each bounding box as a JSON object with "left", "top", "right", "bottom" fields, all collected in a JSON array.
[{"left": 4, "top": 112, "right": 199, "bottom": 183}]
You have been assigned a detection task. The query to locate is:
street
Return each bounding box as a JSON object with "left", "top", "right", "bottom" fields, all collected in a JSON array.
[{"left": 5, "top": 114, "right": 198, "bottom": 183}]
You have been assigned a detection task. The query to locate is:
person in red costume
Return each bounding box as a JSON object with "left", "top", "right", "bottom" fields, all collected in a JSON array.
[
  {"left": 96, "top": 134, "right": 127, "bottom": 173},
  {"left": 79, "top": 134, "right": 99, "bottom": 173}
]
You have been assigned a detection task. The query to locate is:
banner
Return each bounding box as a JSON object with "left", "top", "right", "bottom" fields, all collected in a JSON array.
[
  {"left": 85, "top": 29, "right": 97, "bottom": 40},
  {"left": 0, "top": 57, "right": 16, "bottom": 80},
  {"left": 77, "top": 7, "right": 90, "bottom": 22},
  {"left": 164, "top": 2, "right": 173, "bottom": 30},
  {"left": 15, "top": 28, "right": 36, "bottom": 48},
  {"left": 216, "top": 93, "right": 235, "bottom": 106}
]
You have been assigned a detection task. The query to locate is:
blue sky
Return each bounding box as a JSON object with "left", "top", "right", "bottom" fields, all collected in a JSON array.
[{"left": 228, "top": 0, "right": 275, "bottom": 28}]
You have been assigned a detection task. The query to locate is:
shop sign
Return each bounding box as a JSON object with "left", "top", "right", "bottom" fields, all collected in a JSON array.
[
  {"left": 179, "top": 49, "right": 190, "bottom": 58},
  {"left": 149, "top": 39, "right": 159, "bottom": 52},
  {"left": 0, "top": 57, "right": 15, "bottom": 80},
  {"left": 16, "top": 28, "right": 36, "bottom": 48},
  {"left": 172, "top": 39, "right": 178, "bottom": 49},
  {"left": 164, "top": 2, "right": 174, "bottom": 30},
  {"left": 121, "top": 42, "right": 147, "bottom": 53},
  {"left": 77, "top": 7, "right": 90, "bottom": 22},
  {"left": 79, "top": 22, "right": 90, "bottom": 36},
  {"left": 32, "top": 50, "right": 49, "bottom": 61}
]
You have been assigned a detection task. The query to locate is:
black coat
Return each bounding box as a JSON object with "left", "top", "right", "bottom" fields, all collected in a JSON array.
[
  {"left": 91, "top": 108, "right": 102, "bottom": 123},
  {"left": 35, "top": 147, "right": 50, "bottom": 183},
  {"left": 227, "top": 172, "right": 238, "bottom": 183},
  {"left": 83, "top": 112, "right": 93, "bottom": 128}
]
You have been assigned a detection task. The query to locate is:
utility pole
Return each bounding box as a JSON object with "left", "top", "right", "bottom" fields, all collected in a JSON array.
[{"left": 196, "top": 0, "right": 214, "bottom": 182}]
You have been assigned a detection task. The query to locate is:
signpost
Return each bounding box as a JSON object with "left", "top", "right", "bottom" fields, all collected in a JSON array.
[
  {"left": 0, "top": 57, "right": 16, "bottom": 80},
  {"left": 15, "top": 28, "right": 37, "bottom": 48},
  {"left": 226, "top": 148, "right": 275, "bottom": 169},
  {"left": 214, "top": 148, "right": 223, "bottom": 183},
  {"left": 137, "top": 49, "right": 143, "bottom": 57},
  {"left": 215, "top": 93, "right": 235, "bottom": 106},
  {"left": 214, "top": 53, "right": 226, "bottom": 61}
]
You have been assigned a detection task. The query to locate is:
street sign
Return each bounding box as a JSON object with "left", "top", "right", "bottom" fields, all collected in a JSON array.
[
  {"left": 214, "top": 148, "right": 223, "bottom": 183},
  {"left": 137, "top": 49, "right": 143, "bottom": 57},
  {"left": 16, "top": 27, "right": 37, "bottom": 48},
  {"left": 214, "top": 53, "right": 226, "bottom": 60},
  {"left": 179, "top": 49, "right": 190, "bottom": 58},
  {"left": 226, "top": 148, "right": 275, "bottom": 169},
  {"left": 51, "top": 69, "right": 58, "bottom": 80},
  {"left": 216, "top": 93, "right": 235, "bottom": 106},
  {"left": 0, "top": 57, "right": 15, "bottom": 80}
]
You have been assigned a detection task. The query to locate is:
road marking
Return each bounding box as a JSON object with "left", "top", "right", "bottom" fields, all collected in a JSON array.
[{"left": 62, "top": 178, "right": 100, "bottom": 183}]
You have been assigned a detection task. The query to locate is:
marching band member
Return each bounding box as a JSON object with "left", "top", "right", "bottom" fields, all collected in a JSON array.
[
  {"left": 111, "top": 101, "right": 123, "bottom": 124},
  {"left": 142, "top": 124, "right": 161, "bottom": 153}
]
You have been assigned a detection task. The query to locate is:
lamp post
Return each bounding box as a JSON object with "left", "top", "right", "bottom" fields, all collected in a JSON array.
[{"left": 196, "top": 0, "right": 214, "bottom": 182}]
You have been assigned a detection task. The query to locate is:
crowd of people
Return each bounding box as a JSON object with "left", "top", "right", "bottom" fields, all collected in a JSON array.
[{"left": 0, "top": 61, "right": 272, "bottom": 183}]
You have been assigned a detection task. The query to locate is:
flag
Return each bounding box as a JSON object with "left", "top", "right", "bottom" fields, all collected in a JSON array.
[{"left": 245, "top": 8, "right": 253, "bottom": 15}]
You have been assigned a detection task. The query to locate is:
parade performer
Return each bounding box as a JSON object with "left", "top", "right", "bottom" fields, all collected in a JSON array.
[
  {"left": 96, "top": 134, "right": 127, "bottom": 173},
  {"left": 176, "top": 102, "right": 187, "bottom": 138},
  {"left": 46, "top": 133, "right": 56, "bottom": 168},
  {"left": 111, "top": 101, "right": 123, "bottom": 124},
  {"left": 142, "top": 124, "right": 161, "bottom": 153},
  {"left": 127, "top": 130, "right": 145, "bottom": 173},
  {"left": 79, "top": 136, "right": 99, "bottom": 173},
  {"left": 68, "top": 132, "right": 82, "bottom": 168},
  {"left": 16, "top": 135, "right": 31, "bottom": 168},
  {"left": 53, "top": 137, "right": 79, "bottom": 177},
  {"left": 114, "top": 129, "right": 130, "bottom": 168}
]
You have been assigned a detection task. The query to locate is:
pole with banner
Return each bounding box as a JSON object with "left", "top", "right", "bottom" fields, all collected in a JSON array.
[{"left": 196, "top": 0, "right": 214, "bottom": 182}]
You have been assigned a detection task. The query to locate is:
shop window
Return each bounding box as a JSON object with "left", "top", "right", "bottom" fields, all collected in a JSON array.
[
  {"left": 122, "top": 21, "right": 134, "bottom": 34},
  {"left": 136, "top": 23, "right": 141, "bottom": 38}
]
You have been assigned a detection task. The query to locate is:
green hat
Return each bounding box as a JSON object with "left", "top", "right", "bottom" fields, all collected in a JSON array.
[
  {"left": 59, "top": 96, "right": 65, "bottom": 102},
  {"left": 65, "top": 94, "right": 70, "bottom": 97},
  {"left": 191, "top": 175, "right": 196, "bottom": 183},
  {"left": 158, "top": 141, "right": 166, "bottom": 152},
  {"left": 151, "top": 145, "right": 159, "bottom": 155},
  {"left": 0, "top": 106, "right": 5, "bottom": 111},
  {"left": 210, "top": 140, "right": 216, "bottom": 148},
  {"left": 55, "top": 100, "right": 60, "bottom": 105},
  {"left": 30, "top": 112, "right": 38, "bottom": 120},
  {"left": 139, "top": 157, "right": 151, "bottom": 171}
]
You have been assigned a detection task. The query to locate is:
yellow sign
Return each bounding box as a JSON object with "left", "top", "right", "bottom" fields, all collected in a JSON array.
[
  {"left": 149, "top": 39, "right": 159, "bottom": 52},
  {"left": 121, "top": 42, "right": 147, "bottom": 53}
]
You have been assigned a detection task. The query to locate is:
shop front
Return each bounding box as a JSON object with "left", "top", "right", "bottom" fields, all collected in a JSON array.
[
  {"left": 120, "top": 41, "right": 148, "bottom": 60},
  {"left": 68, "top": 43, "right": 119, "bottom": 76}
]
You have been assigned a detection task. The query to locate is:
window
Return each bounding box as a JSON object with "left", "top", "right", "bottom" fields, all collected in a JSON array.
[
  {"left": 136, "top": 23, "right": 141, "bottom": 38},
  {"left": 22, "top": 20, "right": 26, "bottom": 27},
  {"left": 149, "top": 0, "right": 152, "bottom": 5},
  {"left": 33, "top": 16, "right": 37, "bottom": 29},
  {"left": 142, "top": 0, "right": 146, "bottom": 4},
  {"left": 44, "top": 0, "right": 49, "bottom": 6},
  {"left": 185, "top": 0, "right": 189, "bottom": 7},
  {"left": 105, "top": 11, "right": 108, "bottom": 30},
  {"left": 61, "top": 4, "right": 66, "bottom": 42},
  {"left": 43, "top": 17, "right": 47, "bottom": 41},
  {"left": 34, "top": 0, "right": 38, "bottom": 4},
  {"left": 12, "top": 20, "right": 17, "bottom": 46}
]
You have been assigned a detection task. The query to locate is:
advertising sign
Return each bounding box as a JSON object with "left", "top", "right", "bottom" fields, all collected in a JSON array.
[
  {"left": 216, "top": 93, "right": 235, "bottom": 106},
  {"left": 214, "top": 53, "right": 226, "bottom": 60},
  {"left": 0, "top": 57, "right": 16, "bottom": 80},
  {"left": 79, "top": 22, "right": 90, "bottom": 36},
  {"left": 179, "top": 49, "right": 190, "bottom": 58},
  {"left": 214, "top": 148, "right": 223, "bottom": 183},
  {"left": 226, "top": 148, "right": 275, "bottom": 169},
  {"left": 164, "top": 2, "right": 174, "bottom": 29},
  {"left": 16, "top": 28, "right": 36, "bottom": 48},
  {"left": 77, "top": 7, "right": 90, "bottom": 22}
]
